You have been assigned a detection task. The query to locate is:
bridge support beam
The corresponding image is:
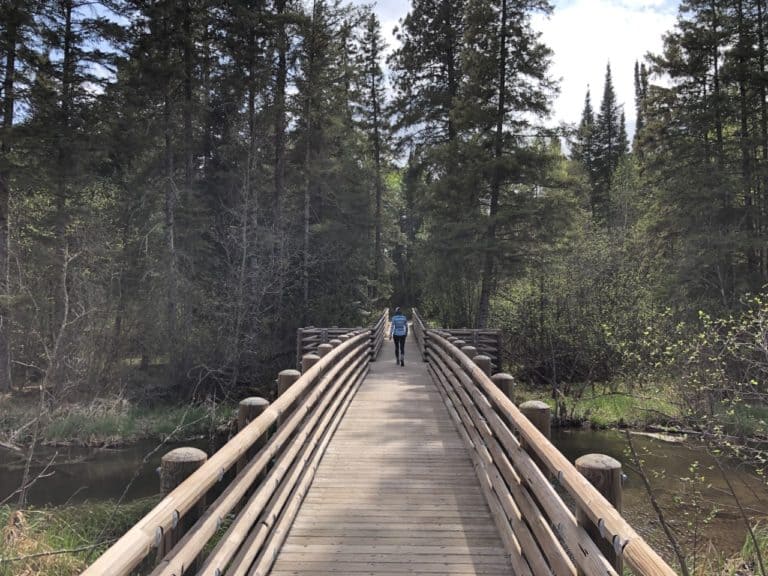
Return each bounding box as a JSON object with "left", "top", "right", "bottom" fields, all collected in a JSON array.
[{"left": 576, "top": 454, "right": 624, "bottom": 574}]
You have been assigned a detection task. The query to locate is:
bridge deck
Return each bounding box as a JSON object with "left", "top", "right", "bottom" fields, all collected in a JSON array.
[{"left": 270, "top": 337, "right": 511, "bottom": 575}]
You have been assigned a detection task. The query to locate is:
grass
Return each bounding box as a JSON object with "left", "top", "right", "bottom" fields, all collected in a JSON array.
[
  {"left": 516, "top": 382, "right": 682, "bottom": 428},
  {"left": 0, "top": 396, "right": 236, "bottom": 447},
  {"left": 0, "top": 498, "right": 158, "bottom": 576}
]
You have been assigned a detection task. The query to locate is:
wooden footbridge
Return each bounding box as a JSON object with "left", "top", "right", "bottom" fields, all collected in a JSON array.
[{"left": 82, "top": 310, "right": 676, "bottom": 576}]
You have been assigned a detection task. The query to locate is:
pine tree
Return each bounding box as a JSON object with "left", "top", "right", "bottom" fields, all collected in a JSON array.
[
  {"left": 572, "top": 87, "right": 598, "bottom": 212},
  {"left": 0, "top": 0, "right": 36, "bottom": 391},
  {"left": 592, "top": 63, "right": 627, "bottom": 223},
  {"left": 357, "top": 12, "right": 389, "bottom": 304},
  {"left": 459, "top": 0, "right": 555, "bottom": 327},
  {"left": 633, "top": 60, "right": 648, "bottom": 142}
]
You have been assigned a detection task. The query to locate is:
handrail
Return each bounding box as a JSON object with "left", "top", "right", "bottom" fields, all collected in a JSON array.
[
  {"left": 369, "top": 308, "right": 388, "bottom": 360},
  {"left": 426, "top": 330, "right": 676, "bottom": 576},
  {"left": 83, "top": 330, "right": 370, "bottom": 576},
  {"left": 412, "top": 307, "right": 427, "bottom": 358}
]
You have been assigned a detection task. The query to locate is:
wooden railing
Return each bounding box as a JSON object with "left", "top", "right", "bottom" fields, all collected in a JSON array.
[
  {"left": 412, "top": 308, "right": 502, "bottom": 369},
  {"left": 296, "top": 309, "right": 388, "bottom": 366},
  {"left": 422, "top": 323, "right": 676, "bottom": 575},
  {"left": 83, "top": 308, "right": 675, "bottom": 576},
  {"left": 82, "top": 311, "right": 388, "bottom": 576}
]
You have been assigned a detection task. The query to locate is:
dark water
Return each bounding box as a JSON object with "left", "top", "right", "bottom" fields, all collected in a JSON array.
[
  {"left": 553, "top": 428, "right": 768, "bottom": 561},
  {"left": 0, "top": 439, "right": 210, "bottom": 506}
]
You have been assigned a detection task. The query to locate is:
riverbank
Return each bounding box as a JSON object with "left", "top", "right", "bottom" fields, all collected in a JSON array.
[
  {"left": 515, "top": 381, "right": 682, "bottom": 429},
  {"left": 0, "top": 395, "right": 236, "bottom": 449},
  {"left": 0, "top": 498, "right": 158, "bottom": 576}
]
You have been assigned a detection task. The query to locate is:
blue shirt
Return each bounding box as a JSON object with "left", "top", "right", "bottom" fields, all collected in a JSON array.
[{"left": 390, "top": 314, "right": 408, "bottom": 337}]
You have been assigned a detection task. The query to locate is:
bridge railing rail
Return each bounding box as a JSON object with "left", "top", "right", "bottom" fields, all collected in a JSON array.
[
  {"left": 423, "top": 327, "right": 676, "bottom": 576},
  {"left": 83, "top": 310, "right": 387, "bottom": 576}
]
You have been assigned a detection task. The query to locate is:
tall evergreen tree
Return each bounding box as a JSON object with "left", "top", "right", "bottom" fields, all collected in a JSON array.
[
  {"left": 357, "top": 13, "right": 388, "bottom": 303},
  {"left": 459, "top": 0, "right": 556, "bottom": 327},
  {"left": 592, "top": 63, "right": 627, "bottom": 223}
]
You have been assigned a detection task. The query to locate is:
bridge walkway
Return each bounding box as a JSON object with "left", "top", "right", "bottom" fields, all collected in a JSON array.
[{"left": 270, "top": 336, "right": 512, "bottom": 575}]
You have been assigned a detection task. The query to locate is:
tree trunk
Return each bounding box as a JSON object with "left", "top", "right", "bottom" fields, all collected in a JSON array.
[
  {"left": 302, "top": 1, "right": 317, "bottom": 321},
  {"left": 0, "top": 10, "right": 18, "bottom": 392},
  {"left": 163, "top": 12, "right": 178, "bottom": 381},
  {"left": 52, "top": 0, "right": 75, "bottom": 390},
  {"left": 370, "top": 46, "right": 383, "bottom": 304},
  {"left": 274, "top": 0, "right": 287, "bottom": 224},
  {"left": 477, "top": 0, "right": 507, "bottom": 329}
]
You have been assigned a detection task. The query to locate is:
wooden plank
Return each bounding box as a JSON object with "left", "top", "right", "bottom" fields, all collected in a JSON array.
[{"left": 270, "top": 337, "right": 510, "bottom": 576}]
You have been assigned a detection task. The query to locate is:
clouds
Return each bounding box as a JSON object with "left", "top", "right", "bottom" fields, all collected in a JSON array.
[{"left": 533, "top": 0, "right": 677, "bottom": 129}]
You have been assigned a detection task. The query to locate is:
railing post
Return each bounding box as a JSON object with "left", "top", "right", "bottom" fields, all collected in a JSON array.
[
  {"left": 575, "top": 454, "right": 624, "bottom": 574},
  {"left": 460, "top": 345, "right": 477, "bottom": 359},
  {"left": 302, "top": 353, "right": 321, "bottom": 373},
  {"left": 473, "top": 354, "right": 492, "bottom": 377},
  {"left": 237, "top": 397, "right": 270, "bottom": 474},
  {"left": 491, "top": 372, "right": 515, "bottom": 404},
  {"left": 317, "top": 343, "right": 333, "bottom": 357},
  {"left": 157, "top": 447, "right": 208, "bottom": 564},
  {"left": 519, "top": 400, "right": 551, "bottom": 475},
  {"left": 296, "top": 328, "right": 304, "bottom": 369},
  {"left": 277, "top": 369, "right": 301, "bottom": 426}
]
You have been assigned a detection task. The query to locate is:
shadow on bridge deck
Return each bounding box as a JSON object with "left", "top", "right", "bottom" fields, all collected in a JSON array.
[{"left": 270, "top": 337, "right": 512, "bottom": 575}]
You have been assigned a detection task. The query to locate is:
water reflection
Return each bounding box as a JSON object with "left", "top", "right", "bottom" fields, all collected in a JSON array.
[
  {"left": 553, "top": 428, "right": 768, "bottom": 559},
  {"left": 0, "top": 439, "right": 210, "bottom": 506}
]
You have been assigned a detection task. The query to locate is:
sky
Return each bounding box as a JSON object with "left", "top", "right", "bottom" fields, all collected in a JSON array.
[{"left": 365, "top": 0, "right": 680, "bottom": 136}]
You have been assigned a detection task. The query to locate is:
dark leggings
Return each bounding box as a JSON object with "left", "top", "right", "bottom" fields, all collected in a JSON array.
[{"left": 393, "top": 335, "right": 406, "bottom": 358}]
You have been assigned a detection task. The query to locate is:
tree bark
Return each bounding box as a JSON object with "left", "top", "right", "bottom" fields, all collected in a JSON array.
[
  {"left": 477, "top": 0, "right": 507, "bottom": 329},
  {"left": 0, "top": 8, "right": 18, "bottom": 392},
  {"left": 163, "top": 10, "right": 178, "bottom": 381},
  {"left": 274, "top": 0, "right": 288, "bottom": 224}
]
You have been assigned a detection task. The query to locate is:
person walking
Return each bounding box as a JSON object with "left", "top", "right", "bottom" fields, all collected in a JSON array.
[{"left": 390, "top": 307, "right": 408, "bottom": 366}]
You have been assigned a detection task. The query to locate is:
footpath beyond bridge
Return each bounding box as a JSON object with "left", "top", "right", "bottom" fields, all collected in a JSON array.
[{"left": 82, "top": 309, "right": 676, "bottom": 576}]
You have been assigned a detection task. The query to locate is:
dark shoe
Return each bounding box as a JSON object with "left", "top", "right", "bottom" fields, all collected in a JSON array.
[{"left": 400, "top": 359, "right": 405, "bottom": 366}]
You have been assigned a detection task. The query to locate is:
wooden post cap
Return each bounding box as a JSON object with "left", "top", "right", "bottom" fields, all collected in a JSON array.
[
  {"left": 160, "top": 447, "right": 208, "bottom": 495},
  {"left": 575, "top": 454, "right": 623, "bottom": 508},
  {"left": 473, "top": 355, "right": 492, "bottom": 376},
  {"left": 339, "top": 334, "right": 350, "bottom": 341},
  {"left": 492, "top": 373, "right": 515, "bottom": 402},
  {"left": 453, "top": 339, "right": 466, "bottom": 347},
  {"left": 329, "top": 339, "right": 342, "bottom": 347},
  {"left": 576, "top": 453, "right": 623, "bottom": 572},
  {"left": 278, "top": 369, "right": 301, "bottom": 396},
  {"left": 238, "top": 397, "right": 270, "bottom": 431},
  {"left": 301, "top": 353, "right": 321, "bottom": 373},
  {"left": 317, "top": 343, "right": 333, "bottom": 357},
  {"left": 460, "top": 345, "right": 478, "bottom": 358},
  {"left": 520, "top": 401, "right": 551, "bottom": 439}
]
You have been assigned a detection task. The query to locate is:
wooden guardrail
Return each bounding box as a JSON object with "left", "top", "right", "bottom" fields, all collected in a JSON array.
[
  {"left": 83, "top": 319, "right": 382, "bottom": 576},
  {"left": 412, "top": 308, "right": 502, "bottom": 370},
  {"left": 296, "top": 309, "right": 388, "bottom": 367},
  {"left": 424, "top": 328, "right": 676, "bottom": 576}
]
